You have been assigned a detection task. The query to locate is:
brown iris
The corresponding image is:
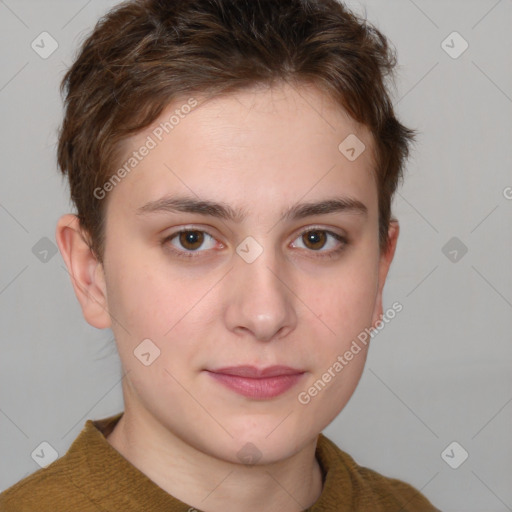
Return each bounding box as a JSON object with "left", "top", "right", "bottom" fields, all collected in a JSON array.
[
  {"left": 302, "top": 230, "right": 327, "bottom": 250},
  {"left": 179, "top": 231, "right": 205, "bottom": 250}
]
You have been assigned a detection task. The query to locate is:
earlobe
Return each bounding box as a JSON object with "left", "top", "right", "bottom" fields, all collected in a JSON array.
[
  {"left": 55, "top": 214, "right": 111, "bottom": 329},
  {"left": 371, "top": 220, "right": 400, "bottom": 328}
]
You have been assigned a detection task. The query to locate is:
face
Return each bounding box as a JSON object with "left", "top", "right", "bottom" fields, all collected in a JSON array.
[{"left": 62, "top": 82, "right": 398, "bottom": 465}]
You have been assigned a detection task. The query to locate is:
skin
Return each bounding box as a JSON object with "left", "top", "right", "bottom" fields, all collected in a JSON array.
[{"left": 56, "top": 82, "right": 399, "bottom": 512}]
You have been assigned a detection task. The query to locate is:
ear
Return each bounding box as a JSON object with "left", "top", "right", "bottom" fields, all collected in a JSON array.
[
  {"left": 55, "top": 214, "right": 111, "bottom": 329},
  {"left": 371, "top": 220, "right": 400, "bottom": 328}
]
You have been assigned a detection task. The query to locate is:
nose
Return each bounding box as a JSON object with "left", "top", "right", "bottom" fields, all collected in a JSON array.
[{"left": 223, "top": 245, "right": 298, "bottom": 342}]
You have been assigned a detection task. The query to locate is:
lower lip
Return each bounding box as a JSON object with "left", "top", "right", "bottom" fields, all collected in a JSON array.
[{"left": 206, "top": 371, "right": 305, "bottom": 399}]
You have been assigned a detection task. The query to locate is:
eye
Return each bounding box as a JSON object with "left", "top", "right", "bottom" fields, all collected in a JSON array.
[
  {"left": 290, "top": 228, "right": 347, "bottom": 258},
  {"left": 161, "top": 226, "right": 348, "bottom": 260},
  {"left": 162, "top": 229, "right": 219, "bottom": 258}
]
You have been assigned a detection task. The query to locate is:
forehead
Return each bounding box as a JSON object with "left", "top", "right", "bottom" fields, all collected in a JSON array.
[{"left": 107, "top": 82, "right": 377, "bottom": 218}]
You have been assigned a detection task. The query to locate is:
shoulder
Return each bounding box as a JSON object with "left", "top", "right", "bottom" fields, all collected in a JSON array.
[
  {"left": 315, "top": 433, "right": 442, "bottom": 512},
  {"left": 0, "top": 414, "right": 124, "bottom": 512},
  {"left": 0, "top": 455, "right": 101, "bottom": 512}
]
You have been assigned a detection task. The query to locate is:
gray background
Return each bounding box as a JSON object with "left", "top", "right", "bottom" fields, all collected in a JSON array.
[{"left": 0, "top": 1, "right": 511, "bottom": 510}]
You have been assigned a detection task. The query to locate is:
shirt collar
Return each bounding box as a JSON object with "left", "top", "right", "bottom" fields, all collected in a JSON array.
[{"left": 64, "top": 412, "right": 352, "bottom": 511}]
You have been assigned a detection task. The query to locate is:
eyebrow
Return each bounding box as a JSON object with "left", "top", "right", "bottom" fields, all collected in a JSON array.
[{"left": 136, "top": 194, "right": 368, "bottom": 222}]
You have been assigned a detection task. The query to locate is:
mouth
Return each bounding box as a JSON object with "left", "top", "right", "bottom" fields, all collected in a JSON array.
[{"left": 204, "top": 365, "right": 306, "bottom": 399}]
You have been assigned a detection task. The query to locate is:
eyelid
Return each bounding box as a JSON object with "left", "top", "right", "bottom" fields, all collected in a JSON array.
[{"left": 293, "top": 224, "right": 347, "bottom": 241}]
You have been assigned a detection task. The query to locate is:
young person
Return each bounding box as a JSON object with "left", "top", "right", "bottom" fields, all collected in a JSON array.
[{"left": 0, "top": 0, "right": 441, "bottom": 510}]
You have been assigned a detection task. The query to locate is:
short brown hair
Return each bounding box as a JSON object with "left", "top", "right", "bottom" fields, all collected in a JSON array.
[{"left": 57, "top": 0, "right": 415, "bottom": 263}]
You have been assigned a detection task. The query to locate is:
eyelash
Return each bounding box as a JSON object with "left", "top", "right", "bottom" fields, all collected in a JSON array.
[{"left": 161, "top": 226, "right": 348, "bottom": 261}]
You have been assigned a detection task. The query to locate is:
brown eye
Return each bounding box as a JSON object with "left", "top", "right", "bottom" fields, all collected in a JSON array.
[
  {"left": 291, "top": 228, "right": 348, "bottom": 259},
  {"left": 163, "top": 229, "right": 218, "bottom": 258},
  {"left": 302, "top": 230, "right": 327, "bottom": 251},
  {"left": 178, "top": 230, "right": 204, "bottom": 250}
]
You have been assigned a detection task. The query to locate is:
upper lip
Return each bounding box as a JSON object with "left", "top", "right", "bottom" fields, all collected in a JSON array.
[{"left": 207, "top": 365, "right": 304, "bottom": 378}]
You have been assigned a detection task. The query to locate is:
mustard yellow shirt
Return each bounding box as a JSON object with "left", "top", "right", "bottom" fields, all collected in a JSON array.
[{"left": 0, "top": 412, "right": 441, "bottom": 511}]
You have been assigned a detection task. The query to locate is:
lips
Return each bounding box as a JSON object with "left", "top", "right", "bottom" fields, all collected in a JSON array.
[
  {"left": 205, "top": 365, "right": 305, "bottom": 399},
  {"left": 209, "top": 365, "right": 304, "bottom": 378}
]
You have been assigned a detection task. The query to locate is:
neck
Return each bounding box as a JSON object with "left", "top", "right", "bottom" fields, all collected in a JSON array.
[{"left": 106, "top": 403, "right": 324, "bottom": 512}]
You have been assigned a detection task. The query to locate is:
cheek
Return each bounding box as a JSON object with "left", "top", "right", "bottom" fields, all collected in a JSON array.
[
  {"left": 295, "top": 260, "right": 378, "bottom": 424},
  {"left": 305, "top": 256, "right": 379, "bottom": 347},
  {"left": 104, "top": 256, "right": 186, "bottom": 345},
  {"left": 104, "top": 254, "right": 220, "bottom": 377}
]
